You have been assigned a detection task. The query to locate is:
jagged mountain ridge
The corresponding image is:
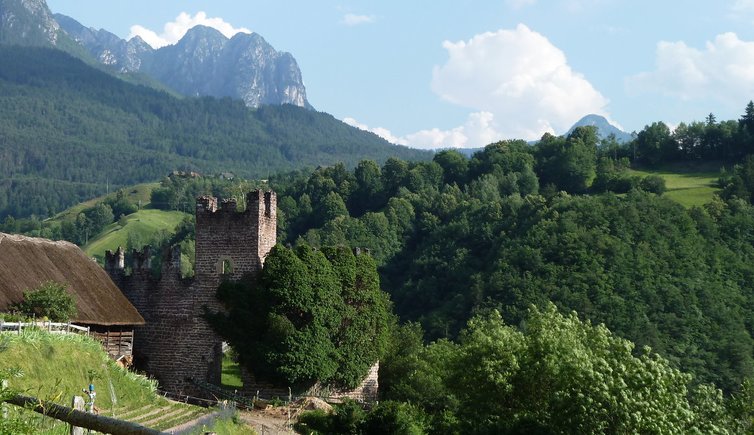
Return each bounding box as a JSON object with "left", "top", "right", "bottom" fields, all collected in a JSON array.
[
  {"left": 53, "top": 13, "right": 151, "bottom": 72},
  {"left": 0, "top": 0, "right": 311, "bottom": 108},
  {"left": 54, "top": 14, "right": 311, "bottom": 109},
  {"left": 0, "top": 0, "right": 58, "bottom": 46}
]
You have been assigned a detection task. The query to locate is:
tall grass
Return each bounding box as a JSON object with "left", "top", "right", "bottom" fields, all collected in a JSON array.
[{"left": 0, "top": 330, "right": 163, "bottom": 411}]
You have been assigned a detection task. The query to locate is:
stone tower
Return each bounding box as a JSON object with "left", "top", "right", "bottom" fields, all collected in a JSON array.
[
  {"left": 195, "top": 190, "right": 277, "bottom": 281},
  {"left": 106, "top": 190, "right": 277, "bottom": 398}
]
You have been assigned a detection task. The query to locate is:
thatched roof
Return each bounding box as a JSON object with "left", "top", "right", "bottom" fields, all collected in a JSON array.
[{"left": 0, "top": 233, "right": 144, "bottom": 326}]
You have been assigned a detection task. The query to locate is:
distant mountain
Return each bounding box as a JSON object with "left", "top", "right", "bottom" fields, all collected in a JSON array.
[
  {"left": 55, "top": 14, "right": 311, "bottom": 109},
  {"left": 0, "top": 0, "right": 312, "bottom": 108},
  {"left": 566, "top": 114, "right": 634, "bottom": 143},
  {"left": 0, "top": 0, "right": 58, "bottom": 46},
  {"left": 53, "top": 13, "right": 151, "bottom": 72},
  {"left": 0, "top": 46, "right": 429, "bottom": 219}
]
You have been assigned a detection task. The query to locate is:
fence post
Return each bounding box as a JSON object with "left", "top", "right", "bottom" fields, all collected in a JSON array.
[
  {"left": 70, "top": 395, "right": 85, "bottom": 435},
  {"left": 1, "top": 380, "right": 8, "bottom": 420}
]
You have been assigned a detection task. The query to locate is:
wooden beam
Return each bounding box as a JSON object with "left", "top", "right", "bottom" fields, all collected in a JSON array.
[{"left": 4, "top": 394, "right": 161, "bottom": 435}]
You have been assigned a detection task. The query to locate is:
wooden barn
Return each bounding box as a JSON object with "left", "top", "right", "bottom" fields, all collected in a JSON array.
[{"left": 0, "top": 232, "right": 144, "bottom": 360}]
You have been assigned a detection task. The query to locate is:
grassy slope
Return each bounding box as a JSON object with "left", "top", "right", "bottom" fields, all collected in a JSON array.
[
  {"left": 0, "top": 331, "right": 254, "bottom": 433},
  {"left": 83, "top": 209, "right": 188, "bottom": 261},
  {"left": 53, "top": 181, "right": 188, "bottom": 261},
  {"left": 629, "top": 162, "right": 724, "bottom": 208},
  {"left": 0, "top": 331, "right": 160, "bottom": 411},
  {"left": 50, "top": 183, "right": 157, "bottom": 222}
]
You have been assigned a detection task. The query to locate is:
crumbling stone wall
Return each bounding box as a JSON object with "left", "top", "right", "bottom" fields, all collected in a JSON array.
[
  {"left": 106, "top": 190, "right": 276, "bottom": 397},
  {"left": 238, "top": 362, "right": 380, "bottom": 402},
  {"left": 107, "top": 189, "right": 379, "bottom": 402}
]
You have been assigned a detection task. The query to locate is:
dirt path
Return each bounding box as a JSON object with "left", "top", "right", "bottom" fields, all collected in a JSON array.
[{"left": 238, "top": 410, "right": 293, "bottom": 435}]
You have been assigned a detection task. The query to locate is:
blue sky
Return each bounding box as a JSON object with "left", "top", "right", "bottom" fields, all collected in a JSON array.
[{"left": 46, "top": 0, "right": 754, "bottom": 149}]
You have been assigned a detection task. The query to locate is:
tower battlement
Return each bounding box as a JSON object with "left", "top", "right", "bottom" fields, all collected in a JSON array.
[{"left": 104, "top": 246, "right": 125, "bottom": 274}]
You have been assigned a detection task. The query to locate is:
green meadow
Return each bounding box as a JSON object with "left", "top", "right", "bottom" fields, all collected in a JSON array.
[
  {"left": 629, "top": 163, "right": 724, "bottom": 208},
  {"left": 83, "top": 209, "right": 188, "bottom": 261}
]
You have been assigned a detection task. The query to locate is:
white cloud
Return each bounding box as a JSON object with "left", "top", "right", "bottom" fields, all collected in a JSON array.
[
  {"left": 342, "top": 13, "right": 375, "bottom": 26},
  {"left": 128, "top": 12, "right": 251, "bottom": 49},
  {"left": 343, "top": 117, "right": 408, "bottom": 145},
  {"left": 344, "top": 112, "right": 503, "bottom": 150},
  {"left": 627, "top": 32, "right": 754, "bottom": 105},
  {"left": 430, "top": 24, "right": 609, "bottom": 141}
]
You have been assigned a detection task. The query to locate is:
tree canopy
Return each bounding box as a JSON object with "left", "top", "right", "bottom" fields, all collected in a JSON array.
[
  {"left": 12, "top": 281, "right": 77, "bottom": 322},
  {"left": 207, "top": 244, "right": 392, "bottom": 389},
  {"left": 298, "top": 305, "right": 753, "bottom": 434}
]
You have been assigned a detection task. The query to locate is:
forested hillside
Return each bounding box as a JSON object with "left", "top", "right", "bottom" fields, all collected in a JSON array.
[
  {"left": 256, "top": 136, "right": 754, "bottom": 395},
  {"left": 0, "top": 46, "right": 429, "bottom": 219},
  {"left": 12, "top": 119, "right": 754, "bottom": 432}
]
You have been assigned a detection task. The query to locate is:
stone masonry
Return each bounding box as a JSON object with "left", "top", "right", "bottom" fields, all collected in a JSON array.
[{"left": 106, "top": 190, "right": 276, "bottom": 398}]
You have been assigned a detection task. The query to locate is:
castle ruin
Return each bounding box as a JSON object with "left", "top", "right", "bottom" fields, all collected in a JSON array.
[
  {"left": 105, "top": 190, "right": 276, "bottom": 397},
  {"left": 105, "top": 190, "right": 378, "bottom": 401}
]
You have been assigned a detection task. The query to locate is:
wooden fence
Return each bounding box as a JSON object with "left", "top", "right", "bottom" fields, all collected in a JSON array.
[{"left": 0, "top": 320, "right": 89, "bottom": 335}]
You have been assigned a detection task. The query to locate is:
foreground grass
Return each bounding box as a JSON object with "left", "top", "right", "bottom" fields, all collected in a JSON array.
[
  {"left": 0, "top": 331, "right": 161, "bottom": 411},
  {"left": 630, "top": 162, "right": 724, "bottom": 208},
  {"left": 1, "top": 330, "right": 162, "bottom": 433},
  {"left": 0, "top": 330, "right": 220, "bottom": 433},
  {"left": 84, "top": 208, "right": 188, "bottom": 261}
]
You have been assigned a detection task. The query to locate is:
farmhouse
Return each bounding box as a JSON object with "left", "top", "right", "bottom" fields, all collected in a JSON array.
[{"left": 0, "top": 232, "right": 145, "bottom": 359}]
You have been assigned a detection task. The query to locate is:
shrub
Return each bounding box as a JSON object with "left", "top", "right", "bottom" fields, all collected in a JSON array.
[
  {"left": 12, "top": 281, "right": 77, "bottom": 322},
  {"left": 640, "top": 174, "right": 667, "bottom": 194},
  {"left": 361, "top": 401, "right": 428, "bottom": 435},
  {"left": 293, "top": 400, "right": 427, "bottom": 435}
]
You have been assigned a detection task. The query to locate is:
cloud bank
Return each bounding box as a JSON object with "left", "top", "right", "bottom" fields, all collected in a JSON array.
[
  {"left": 347, "top": 24, "right": 610, "bottom": 149},
  {"left": 344, "top": 112, "right": 501, "bottom": 150},
  {"left": 627, "top": 32, "right": 754, "bottom": 106},
  {"left": 431, "top": 24, "right": 609, "bottom": 142},
  {"left": 129, "top": 12, "right": 251, "bottom": 49}
]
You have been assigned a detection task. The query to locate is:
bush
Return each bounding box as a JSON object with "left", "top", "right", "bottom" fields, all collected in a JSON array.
[
  {"left": 361, "top": 401, "right": 428, "bottom": 435},
  {"left": 0, "top": 312, "right": 25, "bottom": 322},
  {"left": 640, "top": 174, "right": 667, "bottom": 194},
  {"left": 12, "top": 281, "right": 77, "bottom": 322},
  {"left": 293, "top": 400, "right": 427, "bottom": 435}
]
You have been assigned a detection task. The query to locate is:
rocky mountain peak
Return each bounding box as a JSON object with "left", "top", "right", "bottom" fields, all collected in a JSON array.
[
  {"left": 566, "top": 114, "right": 634, "bottom": 143},
  {"left": 52, "top": 12, "right": 311, "bottom": 108},
  {"left": 4, "top": 0, "right": 312, "bottom": 109},
  {"left": 0, "top": 0, "right": 60, "bottom": 46},
  {"left": 179, "top": 24, "right": 227, "bottom": 43}
]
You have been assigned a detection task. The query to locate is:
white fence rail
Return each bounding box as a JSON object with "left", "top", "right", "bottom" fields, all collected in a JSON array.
[{"left": 0, "top": 320, "right": 89, "bottom": 335}]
